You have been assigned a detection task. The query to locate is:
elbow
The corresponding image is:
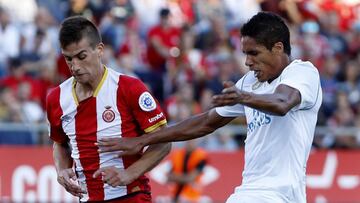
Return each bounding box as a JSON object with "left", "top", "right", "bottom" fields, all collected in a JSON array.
[
  {"left": 163, "top": 142, "right": 172, "bottom": 156},
  {"left": 196, "top": 113, "right": 218, "bottom": 135},
  {"left": 275, "top": 108, "right": 288, "bottom": 116},
  {"left": 271, "top": 92, "right": 300, "bottom": 116},
  {"left": 198, "top": 126, "right": 216, "bottom": 136},
  {"left": 273, "top": 105, "right": 291, "bottom": 116}
]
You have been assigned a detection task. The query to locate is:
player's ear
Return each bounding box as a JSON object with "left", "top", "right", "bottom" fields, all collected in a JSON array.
[
  {"left": 271, "top": 42, "right": 284, "bottom": 54},
  {"left": 96, "top": 43, "right": 104, "bottom": 57}
]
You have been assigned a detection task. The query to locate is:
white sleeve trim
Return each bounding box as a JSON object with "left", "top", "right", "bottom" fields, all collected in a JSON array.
[{"left": 215, "top": 104, "right": 245, "bottom": 117}]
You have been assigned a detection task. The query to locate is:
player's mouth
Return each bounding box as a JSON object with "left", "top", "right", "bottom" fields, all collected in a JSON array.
[
  {"left": 254, "top": 70, "right": 261, "bottom": 78},
  {"left": 74, "top": 73, "right": 85, "bottom": 77}
]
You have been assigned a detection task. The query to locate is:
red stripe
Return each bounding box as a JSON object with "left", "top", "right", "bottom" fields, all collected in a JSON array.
[
  {"left": 117, "top": 76, "right": 151, "bottom": 194},
  {"left": 75, "top": 97, "right": 104, "bottom": 201},
  {"left": 46, "top": 87, "right": 67, "bottom": 143}
]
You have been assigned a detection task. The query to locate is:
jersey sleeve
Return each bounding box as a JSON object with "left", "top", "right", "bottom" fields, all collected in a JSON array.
[
  {"left": 46, "top": 87, "right": 68, "bottom": 143},
  {"left": 216, "top": 104, "right": 245, "bottom": 117},
  {"left": 118, "top": 75, "right": 167, "bottom": 133},
  {"left": 279, "top": 61, "right": 321, "bottom": 111},
  {"left": 215, "top": 76, "right": 246, "bottom": 117}
]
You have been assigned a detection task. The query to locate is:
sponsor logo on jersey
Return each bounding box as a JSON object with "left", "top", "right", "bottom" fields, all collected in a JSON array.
[
  {"left": 252, "top": 81, "right": 262, "bottom": 90},
  {"left": 102, "top": 106, "right": 115, "bottom": 123},
  {"left": 139, "top": 92, "right": 156, "bottom": 111},
  {"left": 148, "top": 112, "right": 164, "bottom": 123},
  {"left": 248, "top": 109, "right": 271, "bottom": 133},
  {"left": 60, "top": 115, "right": 71, "bottom": 123}
]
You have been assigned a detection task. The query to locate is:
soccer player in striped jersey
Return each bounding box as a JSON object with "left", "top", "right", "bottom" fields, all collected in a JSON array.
[{"left": 46, "top": 16, "right": 171, "bottom": 202}]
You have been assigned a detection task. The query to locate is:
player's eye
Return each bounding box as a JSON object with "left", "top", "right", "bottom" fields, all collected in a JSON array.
[
  {"left": 64, "top": 56, "right": 72, "bottom": 62},
  {"left": 248, "top": 51, "right": 258, "bottom": 56},
  {"left": 78, "top": 54, "right": 87, "bottom": 60}
]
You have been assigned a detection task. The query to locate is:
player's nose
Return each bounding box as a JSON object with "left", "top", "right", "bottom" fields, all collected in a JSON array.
[{"left": 245, "top": 56, "right": 254, "bottom": 70}]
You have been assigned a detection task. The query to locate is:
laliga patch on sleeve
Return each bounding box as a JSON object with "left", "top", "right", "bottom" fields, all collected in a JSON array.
[{"left": 139, "top": 92, "right": 157, "bottom": 111}]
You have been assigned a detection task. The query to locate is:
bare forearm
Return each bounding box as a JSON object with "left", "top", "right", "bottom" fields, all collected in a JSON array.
[
  {"left": 53, "top": 142, "right": 73, "bottom": 173},
  {"left": 214, "top": 83, "right": 301, "bottom": 116},
  {"left": 239, "top": 92, "right": 294, "bottom": 116},
  {"left": 143, "top": 111, "right": 218, "bottom": 146},
  {"left": 95, "top": 110, "right": 233, "bottom": 156},
  {"left": 127, "top": 143, "right": 171, "bottom": 177}
]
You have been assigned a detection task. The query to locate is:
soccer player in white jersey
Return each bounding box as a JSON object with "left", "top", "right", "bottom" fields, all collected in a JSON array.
[
  {"left": 46, "top": 16, "right": 171, "bottom": 202},
  {"left": 96, "top": 12, "right": 323, "bottom": 203}
]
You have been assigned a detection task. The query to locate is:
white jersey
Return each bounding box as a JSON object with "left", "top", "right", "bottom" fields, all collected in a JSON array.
[{"left": 216, "top": 60, "right": 322, "bottom": 202}]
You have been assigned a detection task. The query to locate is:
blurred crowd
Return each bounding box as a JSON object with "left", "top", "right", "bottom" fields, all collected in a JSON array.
[{"left": 0, "top": 0, "right": 360, "bottom": 149}]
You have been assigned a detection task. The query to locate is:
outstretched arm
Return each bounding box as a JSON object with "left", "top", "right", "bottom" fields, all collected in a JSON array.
[
  {"left": 212, "top": 81, "right": 301, "bottom": 116},
  {"left": 93, "top": 138, "right": 171, "bottom": 187},
  {"left": 127, "top": 141, "right": 171, "bottom": 178},
  {"left": 96, "top": 109, "right": 235, "bottom": 156}
]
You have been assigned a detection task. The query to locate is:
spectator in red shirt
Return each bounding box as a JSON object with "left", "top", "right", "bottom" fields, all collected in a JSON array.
[
  {"left": 167, "top": 25, "right": 208, "bottom": 93},
  {"left": 0, "top": 58, "right": 41, "bottom": 104},
  {"left": 146, "top": 8, "right": 181, "bottom": 101},
  {"left": 147, "top": 8, "right": 181, "bottom": 73}
]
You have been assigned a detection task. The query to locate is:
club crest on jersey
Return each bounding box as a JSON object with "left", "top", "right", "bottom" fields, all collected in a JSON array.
[
  {"left": 139, "top": 92, "right": 156, "bottom": 112},
  {"left": 252, "top": 81, "right": 262, "bottom": 90},
  {"left": 102, "top": 106, "right": 115, "bottom": 123}
]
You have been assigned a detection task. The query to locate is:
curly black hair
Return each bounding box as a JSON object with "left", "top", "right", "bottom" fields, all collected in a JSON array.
[{"left": 241, "top": 12, "right": 291, "bottom": 56}]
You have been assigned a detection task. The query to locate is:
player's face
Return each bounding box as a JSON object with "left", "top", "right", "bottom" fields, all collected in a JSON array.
[
  {"left": 62, "top": 37, "right": 104, "bottom": 85},
  {"left": 241, "top": 36, "right": 283, "bottom": 83}
]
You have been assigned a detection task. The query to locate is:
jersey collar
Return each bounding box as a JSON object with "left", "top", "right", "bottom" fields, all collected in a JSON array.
[{"left": 72, "top": 66, "right": 108, "bottom": 105}]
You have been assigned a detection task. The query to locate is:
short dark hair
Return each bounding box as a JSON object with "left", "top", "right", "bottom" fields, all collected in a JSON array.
[
  {"left": 59, "top": 16, "right": 101, "bottom": 49},
  {"left": 241, "top": 12, "right": 291, "bottom": 55},
  {"left": 8, "top": 57, "right": 22, "bottom": 69},
  {"left": 159, "top": 8, "right": 170, "bottom": 17}
]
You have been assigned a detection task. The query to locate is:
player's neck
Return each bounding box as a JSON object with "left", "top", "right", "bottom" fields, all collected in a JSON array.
[
  {"left": 74, "top": 66, "right": 105, "bottom": 101},
  {"left": 74, "top": 82, "right": 94, "bottom": 102},
  {"left": 85, "top": 65, "right": 105, "bottom": 89}
]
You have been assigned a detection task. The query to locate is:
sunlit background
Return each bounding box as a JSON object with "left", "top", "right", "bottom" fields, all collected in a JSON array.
[{"left": 0, "top": 0, "right": 360, "bottom": 202}]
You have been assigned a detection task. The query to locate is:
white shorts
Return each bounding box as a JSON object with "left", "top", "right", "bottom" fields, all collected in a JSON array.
[
  {"left": 226, "top": 185, "right": 306, "bottom": 203},
  {"left": 225, "top": 190, "right": 287, "bottom": 203}
]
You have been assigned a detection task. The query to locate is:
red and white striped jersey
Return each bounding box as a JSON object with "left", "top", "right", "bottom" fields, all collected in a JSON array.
[{"left": 46, "top": 67, "right": 167, "bottom": 202}]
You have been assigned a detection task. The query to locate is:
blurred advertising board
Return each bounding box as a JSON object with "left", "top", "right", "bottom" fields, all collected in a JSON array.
[{"left": 0, "top": 147, "right": 359, "bottom": 203}]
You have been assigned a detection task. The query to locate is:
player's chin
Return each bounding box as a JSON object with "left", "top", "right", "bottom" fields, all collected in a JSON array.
[
  {"left": 74, "top": 76, "right": 88, "bottom": 83},
  {"left": 257, "top": 76, "right": 267, "bottom": 83}
]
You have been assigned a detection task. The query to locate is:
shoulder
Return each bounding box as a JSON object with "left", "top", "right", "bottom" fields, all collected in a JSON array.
[
  {"left": 118, "top": 74, "right": 145, "bottom": 90},
  {"left": 117, "top": 74, "right": 152, "bottom": 106},
  {"left": 46, "top": 78, "right": 73, "bottom": 108},
  {"left": 148, "top": 25, "right": 161, "bottom": 35},
  {"left": 235, "top": 71, "right": 257, "bottom": 91},
  {"left": 279, "top": 60, "right": 320, "bottom": 84},
  {"left": 46, "top": 77, "right": 72, "bottom": 102},
  {"left": 59, "top": 77, "right": 74, "bottom": 89},
  {"left": 119, "top": 74, "right": 141, "bottom": 82},
  {"left": 46, "top": 86, "right": 61, "bottom": 105},
  {"left": 47, "top": 85, "right": 60, "bottom": 97},
  {"left": 282, "top": 60, "right": 319, "bottom": 76},
  {"left": 105, "top": 68, "right": 142, "bottom": 89}
]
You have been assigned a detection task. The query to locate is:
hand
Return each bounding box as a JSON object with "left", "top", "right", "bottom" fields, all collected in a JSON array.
[
  {"left": 95, "top": 137, "right": 144, "bottom": 156},
  {"left": 212, "top": 81, "right": 243, "bottom": 107},
  {"left": 93, "top": 166, "right": 136, "bottom": 187},
  {"left": 57, "top": 168, "right": 86, "bottom": 197}
]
